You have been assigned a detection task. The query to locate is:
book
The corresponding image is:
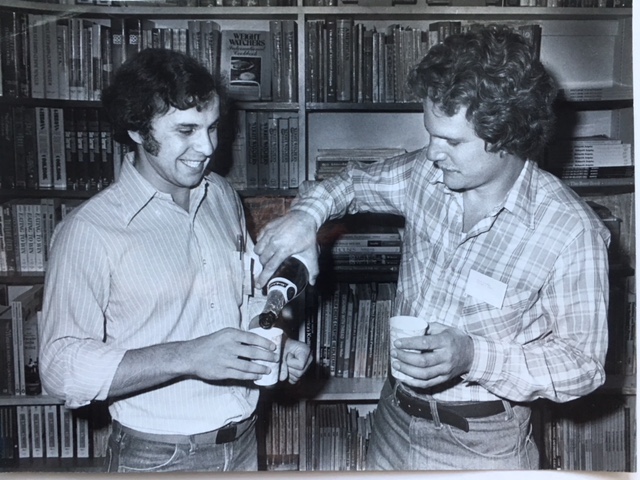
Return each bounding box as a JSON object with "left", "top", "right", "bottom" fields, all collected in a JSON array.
[
  {"left": 245, "top": 110, "right": 260, "bottom": 189},
  {"left": 16, "top": 405, "right": 30, "bottom": 459},
  {"left": 0, "top": 11, "right": 20, "bottom": 97},
  {"left": 336, "top": 17, "right": 353, "bottom": 102},
  {"left": 0, "top": 104, "right": 16, "bottom": 189},
  {"left": 99, "top": 109, "right": 114, "bottom": 189},
  {"left": 35, "top": 106, "right": 53, "bottom": 189},
  {"left": 50, "top": 107, "right": 68, "bottom": 190},
  {"left": 1, "top": 201, "right": 18, "bottom": 274},
  {"left": 86, "top": 107, "right": 101, "bottom": 190},
  {"left": 44, "top": 404, "right": 59, "bottom": 458},
  {"left": 59, "top": 406, "right": 74, "bottom": 458},
  {"left": 22, "top": 107, "right": 39, "bottom": 191},
  {"left": 63, "top": 108, "right": 77, "bottom": 190},
  {"left": 28, "top": 14, "right": 45, "bottom": 99},
  {"left": 29, "top": 405, "right": 44, "bottom": 458},
  {"left": 0, "top": 306, "right": 15, "bottom": 395},
  {"left": 56, "top": 20, "right": 71, "bottom": 100},
  {"left": 228, "top": 109, "right": 248, "bottom": 190},
  {"left": 220, "top": 30, "right": 272, "bottom": 101},
  {"left": 288, "top": 115, "right": 300, "bottom": 188},
  {"left": 200, "top": 20, "right": 222, "bottom": 78},
  {"left": 258, "top": 111, "right": 271, "bottom": 189},
  {"left": 278, "top": 116, "right": 290, "bottom": 189},
  {"left": 75, "top": 412, "right": 90, "bottom": 458},
  {"left": 267, "top": 113, "right": 280, "bottom": 189},
  {"left": 269, "top": 20, "right": 284, "bottom": 102},
  {"left": 281, "top": 20, "right": 297, "bottom": 103}
]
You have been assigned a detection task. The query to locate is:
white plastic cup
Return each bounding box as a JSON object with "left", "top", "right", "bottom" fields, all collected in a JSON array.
[
  {"left": 249, "top": 327, "right": 284, "bottom": 386},
  {"left": 389, "top": 315, "right": 429, "bottom": 382}
]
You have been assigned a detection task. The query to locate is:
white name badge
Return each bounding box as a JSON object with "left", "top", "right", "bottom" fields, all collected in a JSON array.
[{"left": 466, "top": 269, "right": 507, "bottom": 309}]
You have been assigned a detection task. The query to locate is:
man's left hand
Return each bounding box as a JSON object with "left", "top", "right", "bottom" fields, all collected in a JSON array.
[
  {"left": 391, "top": 322, "right": 474, "bottom": 389},
  {"left": 280, "top": 338, "right": 312, "bottom": 384}
]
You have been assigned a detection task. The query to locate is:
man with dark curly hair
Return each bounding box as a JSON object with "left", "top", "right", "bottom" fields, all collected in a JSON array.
[
  {"left": 39, "top": 48, "right": 311, "bottom": 473},
  {"left": 254, "top": 25, "right": 610, "bottom": 469}
]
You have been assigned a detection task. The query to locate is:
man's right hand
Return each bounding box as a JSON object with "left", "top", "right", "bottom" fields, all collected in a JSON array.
[
  {"left": 187, "top": 327, "right": 279, "bottom": 382},
  {"left": 254, "top": 210, "right": 320, "bottom": 288}
]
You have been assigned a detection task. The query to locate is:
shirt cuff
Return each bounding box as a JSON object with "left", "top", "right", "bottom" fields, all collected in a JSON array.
[{"left": 465, "top": 334, "right": 507, "bottom": 386}]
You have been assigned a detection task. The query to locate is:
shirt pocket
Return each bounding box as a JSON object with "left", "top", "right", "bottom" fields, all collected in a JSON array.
[{"left": 462, "top": 288, "right": 535, "bottom": 338}]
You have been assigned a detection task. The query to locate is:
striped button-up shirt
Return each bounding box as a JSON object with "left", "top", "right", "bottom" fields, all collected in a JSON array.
[
  {"left": 293, "top": 148, "right": 610, "bottom": 403},
  {"left": 40, "top": 152, "right": 262, "bottom": 434}
]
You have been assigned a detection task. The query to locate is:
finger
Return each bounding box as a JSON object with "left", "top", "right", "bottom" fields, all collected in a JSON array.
[{"left": 395, "top": 334, "right": 435, "bottom": 351}]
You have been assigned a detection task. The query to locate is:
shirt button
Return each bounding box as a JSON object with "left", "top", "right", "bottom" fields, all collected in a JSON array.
[
  {"left": 210, "top": 303, "right": 215, "bottom": 309},
  {"left": 202, "top": 259, "right": 207, "bottom": 266}
]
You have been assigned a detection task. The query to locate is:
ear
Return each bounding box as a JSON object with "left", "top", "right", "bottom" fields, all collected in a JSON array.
[{"left": 128, "top": 130, "right": 144, "bottom": 145}]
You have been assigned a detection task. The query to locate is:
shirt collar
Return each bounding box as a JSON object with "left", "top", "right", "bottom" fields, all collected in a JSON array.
[
  {"left": 424, "top": 146, "right": 537, "bottom": 230},
  {"left": 116, "top": 151, "right": 209, "bottom": 226}
]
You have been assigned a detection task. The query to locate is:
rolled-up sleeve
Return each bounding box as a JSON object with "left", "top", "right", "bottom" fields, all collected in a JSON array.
[{"left": 39, "top": 217, "right": 126, "bottom": 408}]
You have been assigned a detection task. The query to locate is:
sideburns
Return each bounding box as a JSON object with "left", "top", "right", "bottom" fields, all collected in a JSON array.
[{"left": 142, "top": 132, "right": 161, "bottom": 156}]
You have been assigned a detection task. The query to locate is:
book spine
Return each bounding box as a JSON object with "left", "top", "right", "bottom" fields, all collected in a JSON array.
[
  {"left": 30, "top": 405, "right": 44, "bottom": 458},
  {"left": 43, "top": 16, "right": 59, "bottom": 99},
  {"left": 325, "top": 18, "right": 337, "bottom": 102},
  {"left": 59, "top": 406, "right": 74, "bottom": 458},
  {"left": 16, "top": 11, "right": 30, "bottom": 98},
  {"left": 1, "top": 203, "right": 17, "bottom": 274},
  {"left": 44, "top": 404, "right": 60, "bottom": 458},
  {"left": 14, "top": 203, "right": 28, "bottom": 274},
  {"left": 50, "top": 107, "right": 67, "bottom": 190},
  {"left": 0, "top": 312, "right": 15, "bottom": 394},
  {"left": 29, "top": 14, "right": 45, "bottom": 99},
  {"left": 75, "top": 107, "right": 90, "bottom": 191},
  {"left": 267, "top": 113, "right": 280, "bottom": 189},
  {"left": 87, "top": 108, "right": 101, "bottom": 191},
  {"left": 278, "top": 116, "right": 290, "bottom": 189},
  {"left": 288, "top": 115, "right": 300, "bottom": 188},
  {"left": 246, "top": 111, "right": 259, "bottom": 189},
  {"left": 75, "top": 413, "right": 90, "bottom": 458},
  {"left": 282, "top": 20, "right": 297, "bottom": 103},
  {"left": 69, "top": 18, "right": 83, "bottom": 100},
  {"left": 36, "top": 106, "right": 53, "bottom": 189},
  {"left": 270, "top": 20, "right": 283, "bottom": 102},
  {"left": 0, "top": 11, "right": 20, "bottom": 97},
  {"left": 56, "top": 20, "right": 71, "bottom": 100},
  {"left": 16, "top": 406, "right": 30, "bottom": 458},
  {"left": 0, "top": 105, "right": 16, "bottom": 189},
  {"left": 99, "top": 109, "right": 114, "bottom": 189},
  {"left": 64, "top": 108, "right": 77, "bottom": 190},
  {"left": 258, "top": 111, "right": 271, "bottom": 189},
  {"left": 336, "top": 18, "right": 353, "bottom": 102},
  {"left": 228, "top": 109, "right": 248, "bottom": 190}
]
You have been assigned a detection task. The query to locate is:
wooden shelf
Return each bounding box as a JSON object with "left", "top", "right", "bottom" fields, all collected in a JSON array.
[
  {"left": 0, "top": 395, "right": 62, "bottom": 406},
  {"left": 296, "top": 377, "right": 385, "bottom": 401}
]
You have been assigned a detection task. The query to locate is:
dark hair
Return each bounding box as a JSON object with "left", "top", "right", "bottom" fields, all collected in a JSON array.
[
  {"left": 408, "top": 25, "right": 557, "bottom": 160},
  {"left": 101, "top": 48, "right": 226, "bottom": 146}
]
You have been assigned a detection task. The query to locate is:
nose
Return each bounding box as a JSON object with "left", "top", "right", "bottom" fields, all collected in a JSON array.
[
  {"left": 426, "top": 139, "right": 446, "bottom": 163},
  {"left": 194, "top": 129, "right": 216, "bottom": 157}
]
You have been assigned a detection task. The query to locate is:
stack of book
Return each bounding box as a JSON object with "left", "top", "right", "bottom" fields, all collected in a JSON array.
[
  {"left": 309, "top": 281, "right": 396, "bottom": 379},
  {"left": 260, "top": 400, "right": 300, "bottom": 471},
  {"left": 544, "top": 137, "right": 633, "bottom": 181},
  {"left": 0, "top": 198, "right": 83, "bottom": 274},
  {"left": 314, "top": 148, "right": 406, "bottom": 181},
  {"left": 229, "top": 111, "right": 301, "bottom": 191},
  {"left": 0, "top": 403, "right": 111, "bottom": 465},
  {"left": 305, "top": 403, "right": 374, "bottom": 471},
  {"left": 0, "top": 105, "right": 124, "bottom": 192}
]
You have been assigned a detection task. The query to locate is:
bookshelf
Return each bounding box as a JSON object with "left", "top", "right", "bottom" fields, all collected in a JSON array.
[{"left": 0, "top": 0, "right": 634, "bottom": 473}]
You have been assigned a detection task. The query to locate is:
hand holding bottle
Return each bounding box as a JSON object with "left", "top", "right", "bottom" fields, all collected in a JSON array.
[{"left": 255, "top": 210, "right": 320, "bottom": 288}]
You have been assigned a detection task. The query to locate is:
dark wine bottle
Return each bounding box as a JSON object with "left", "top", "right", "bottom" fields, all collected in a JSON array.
[{"left": 258, "top": 255, "right": 309, "bottom": 329}]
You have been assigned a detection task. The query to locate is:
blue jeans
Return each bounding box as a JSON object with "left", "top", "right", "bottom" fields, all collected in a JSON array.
[
  {"left": 105, "top": 417, "right": 258, "bottom": 473},
  {"left": 366, "top": 380, "right": 539, "bottom": 470}
]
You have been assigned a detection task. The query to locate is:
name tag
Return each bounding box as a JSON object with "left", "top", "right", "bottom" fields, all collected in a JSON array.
[{"left": 466, "top": 269, "right": 507, "bottom": 309}]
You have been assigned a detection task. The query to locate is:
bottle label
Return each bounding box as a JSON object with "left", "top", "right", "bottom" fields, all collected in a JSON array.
[{"left": 267, "top": 278, "right": 298, "bottom": 302}]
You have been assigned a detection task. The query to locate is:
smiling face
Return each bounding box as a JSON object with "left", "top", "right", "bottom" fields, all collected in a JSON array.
[
  {"left": 423, "top": 98, "right": 520, "bottom": 196},
  {"left": 128, "top": 97, "right": 220, "bottom": 198}
]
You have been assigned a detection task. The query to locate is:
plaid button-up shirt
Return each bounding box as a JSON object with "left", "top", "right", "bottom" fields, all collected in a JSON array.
[{"left": 293, "top": 148, "right": 610, "bottom": 403}]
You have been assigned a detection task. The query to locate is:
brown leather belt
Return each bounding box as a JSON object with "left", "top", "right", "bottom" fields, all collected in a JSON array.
[
  {"left": 112, "top": 415, "right": 255, "bottom": 445},
  {"left": 394, "top": 384, "right": 506, "bottom": 433}
]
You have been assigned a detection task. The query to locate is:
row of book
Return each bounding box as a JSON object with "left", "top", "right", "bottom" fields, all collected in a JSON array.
[
  {"left": 536, "top": 396, "right": 636, "bottom": 472},
  {"left": 0, "top": 106, "right": 123, "bottom": 192},
  {"left": 0, "top": 12, "right": 298, "bottom": 103},
  {"left": 22, "top": 0, "right": 632, "bottom": 6},
  {"left": 229, "top": 110, "right": 302, "bottom": 191},
  {"left": 315, "top": 148, "right": 406, "bottom": 181},
  {"left": 0, "top": 285, "right": 45, "bottom": 397},
  {"left": 259, "top": 400, "right": 300, "bottom": 471},
  {"left": 544, "top": 137, "right": 634, "bottom": 180},
  {"left": 305, "top": 19, "right": 541, "bottom": 104},
  {"left": 0, "top": 403, "right": 111, "bottom": 464},
  {"left": 308, "top": 282, "right": 396, "bottom": 379},
  {"left": 605, "top": 275, "right": 636, "bottom": 377},
  {"left": 305, "top": 403, "right": 373, "bottom": 471}
]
